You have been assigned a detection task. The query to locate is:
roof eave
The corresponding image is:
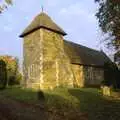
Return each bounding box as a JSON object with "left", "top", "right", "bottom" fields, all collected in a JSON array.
[
  {"left": 19, "top": 26, "right": 67, "bottom": 38},
  {"left": 71, "top": 62, "right": 104, "bottom": 68}
]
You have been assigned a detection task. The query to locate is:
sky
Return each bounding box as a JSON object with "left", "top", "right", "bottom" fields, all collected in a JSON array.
[{"left": 0, "top": 0, "right": 110, "bottom": 64}]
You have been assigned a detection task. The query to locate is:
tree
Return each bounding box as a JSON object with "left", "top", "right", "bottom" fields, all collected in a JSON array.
[
  {"left": 0, "top": 60, "right": 7, "bottom": 89},
  {"left": 103, "top": 62, "right": 120, "bottom": 88},
  {"left": 0, "top": 56, "right": 22, "bottom": 86},
  {"left": 95, "top": 0, "right": 120, "bottom": 62},
  {"left": 9, "top": 57, "right": 22, "bottom": 86},
  {"left": 0, "top": 0, "right": 12, "bottom": 13}
]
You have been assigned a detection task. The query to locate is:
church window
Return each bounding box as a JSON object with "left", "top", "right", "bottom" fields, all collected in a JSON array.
[{"left": 27, "top": 64, "right": 36, "bottom": 79}]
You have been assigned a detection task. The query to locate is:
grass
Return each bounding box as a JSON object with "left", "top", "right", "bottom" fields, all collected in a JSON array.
[
  {"left": 0, "top": 87, "right": 120, "bottom": 120},
  {"left": 44, "top": 88, "right": 80, "bottom": 110},
  {"left": 0, "top": 87, "right": 39, "bottom": 103}
]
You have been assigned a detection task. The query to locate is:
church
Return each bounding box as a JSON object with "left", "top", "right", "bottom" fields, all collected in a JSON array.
[{"left": 20, "top": 11, "right": 111, "bottom": 90}]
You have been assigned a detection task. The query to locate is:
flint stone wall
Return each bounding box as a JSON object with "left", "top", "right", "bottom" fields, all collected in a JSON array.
[
  {"left": 23, "top": 28, "right": 104, "bottom": 90},
  {"left": 41, "top": 29, "right": 74, "bottom": 89},
  {"left": 23, "top": 29, "right": 41, "bottom": 89},
  {"left": 71, "top": 64, "right": 84, "bottom": 87},
  {"left": 23, "top": 28, "right": 74, "bottom": 89},
  {"left": 83, "top": 66, "right": 104, "bottom": 87}
]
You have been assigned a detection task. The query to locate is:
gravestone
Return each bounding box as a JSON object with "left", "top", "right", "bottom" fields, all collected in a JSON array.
[{"left": 101, "top": 85, "right": 111, "bottom": 96}]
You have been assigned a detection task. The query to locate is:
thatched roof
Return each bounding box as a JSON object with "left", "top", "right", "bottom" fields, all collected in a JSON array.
[
  {"left": 64, "top": 40, "right": 111, "bottom": 66},
  {"left": 20, "top": 12, "right": 67, "bottom": 37}
]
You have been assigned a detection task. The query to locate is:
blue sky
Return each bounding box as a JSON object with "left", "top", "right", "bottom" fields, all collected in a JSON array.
[{"left": 0, "top": 0, "right": 109, "bottom": 63}]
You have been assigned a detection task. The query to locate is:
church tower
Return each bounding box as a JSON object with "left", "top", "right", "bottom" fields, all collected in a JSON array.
[{"left": 20, "top": 12, "right": 74, "bottom": 89}]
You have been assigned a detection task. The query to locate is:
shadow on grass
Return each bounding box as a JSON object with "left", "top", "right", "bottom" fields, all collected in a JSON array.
[
  {"left": 68, "top": 88, "right": 120, "bottom": 120},
  {"left": 1, "top": 87, "right": 120, "bottom": 120},
  {"left": 0, "top": 87, "right": 81, "bottom": 119},
  {"left": 0, "top": 88, "right": 49, "bottom": 120},
  {"left": 43, "top": 90, "right": 88, "bottom": 120}
]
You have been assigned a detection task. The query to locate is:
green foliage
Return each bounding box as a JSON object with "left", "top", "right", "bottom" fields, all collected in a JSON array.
[
  {"left": 114, "top": 51, "right": 120, "bottom": 64},
  {"left": 8, "top": 72, "right": 22, "bottom": 86},
  {"left": 0, "top": 56, "right": 22, "bottom": 87},
  {"left": 95, "top": 0, "right": 120, "bottom": 60},
  {"left": 5, "top": 0, "right": 12, "bottom": 5},
  {"left": 8, "top": 57, "right": 22, "bottom": 86},
  {"left": 0, "top": 0, "right": 12, "bottom": 13},
  {"left": 103, "top": 62, "right": 120, "bottom": 88},
  {"left": 0, "top": 60, "right": 7, "bottom": 89},
  {"left": 15, "top": 72, "right": 23, "bottom": 84}
]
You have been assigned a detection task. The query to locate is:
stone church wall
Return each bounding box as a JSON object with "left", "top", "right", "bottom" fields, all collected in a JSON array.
[
  {"left": 23, "top": 28, "right": 74, "bottom": 90},
  {"left": 71, "top": 64, "right": 84, "bottom": 87},
  {"left": 23, "top": 28, "right": 104, "bottom": 90},
  {"left": 83, "top": 66, "right": 104, "bottom": 87},
  {"left": 23, "top": 29, "right": 41, "bottom": 89},
  {"left": 41, "top": 29, "right": 74, "bottom": 89},
  {"left": 70, "top": 65, "right": 104, "bottom": 88}
]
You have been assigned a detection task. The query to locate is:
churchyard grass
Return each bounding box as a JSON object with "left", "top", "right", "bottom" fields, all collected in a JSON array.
[{"left": 0, "top": 87, "right": 120, "bottom": 120}]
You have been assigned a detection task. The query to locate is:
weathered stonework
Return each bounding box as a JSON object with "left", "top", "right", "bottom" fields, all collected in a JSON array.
[
  {"left": 41, "top": 29, "right": 74, "bottom": 89},
  {"left": 22, "top": 28, "right": 105, "bottom": 90},
  {"left": 71, "top": 64, "right": 84, "bottom": 87},
  {"left": 23, "top": 29, "right": 41, "bottom": 89},
  {"left": 70, "top": 65, "right": 104, "bottom": 87},
  {"left": 23, "top": 28, "right": 74, "bottom": 89},
  {"left": 21, "top": 12, "right": 110, "bottom": 90},
  {"left": 83, "top": 66, "right": 104, "bottom": 87}
]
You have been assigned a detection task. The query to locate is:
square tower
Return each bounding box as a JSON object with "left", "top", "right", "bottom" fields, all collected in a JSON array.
[{"left": 20, "top": 12, "right": 74, "bottom": 89}]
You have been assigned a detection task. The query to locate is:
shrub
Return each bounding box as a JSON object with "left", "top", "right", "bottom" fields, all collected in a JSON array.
[
  {"left": 8, "top": 72, "right": 22, "bottom": 86},
  {"left": 104, "top": 62, "right": 120, "bottom": 88}
]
